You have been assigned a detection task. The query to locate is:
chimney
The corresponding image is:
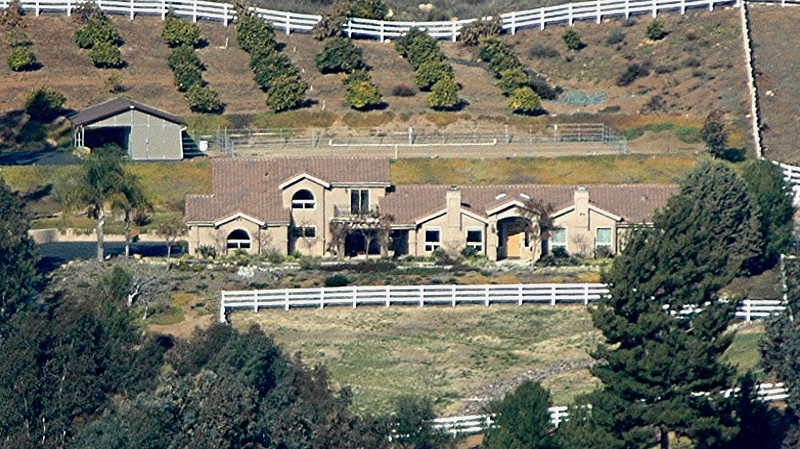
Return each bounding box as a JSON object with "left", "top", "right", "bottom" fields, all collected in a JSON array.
[
  {"left": 574, "top": 186, "right": 589, "bottom": 229},
  {"left": 446, "top": 186, "right": 461, "bottom": 231}
]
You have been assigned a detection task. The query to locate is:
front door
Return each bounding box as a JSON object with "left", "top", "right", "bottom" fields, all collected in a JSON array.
[{"left": 506, "top": 232, "right": 523, "bottom": 258}]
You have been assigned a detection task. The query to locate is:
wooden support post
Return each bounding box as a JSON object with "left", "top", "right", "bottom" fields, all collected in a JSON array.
[
  {"left": 192, "top": 1, "right": 197, "bottom": 23},
  {"left": 419, "top": 286, "right": 424, "bottom": 307},
  {"left": 129, "top": 0, "right": 134, "bottom": 20},
  {"left": 285, "top": 11, "right": 290, "bottom": 35},
  {"left": 518, "top": 284, "right": 523, "bottom": 306},
  {"left": 284, "top": 290, "right": 290, "bottom": 311},
  {"left": 652, "top": 0, "right": 658, "bottom": 18},
  {"left": 219, "top": 293, "right": 227, "bottom": 323},
  {"left": 223, "top": 4, "right": 229, "bottom": 26},
  {"left": 161, "top": 0, "right": 166, "bottom": 20},
  {"left": 540, "top": 8, "right": 545, "bottom": 30},
  {"left": 385, "top": 287, "right": 391, "bottom": 308},
  {"left": 352, "top": 287, "right": 357, "bottom": 309},
  {"left": 380, "top": 22, "right": 385, "bottom": 43},
  {"left": 320, "top": 289, "right": 325, "bottom": 309},
  {"left": 484, "top": 286, "right": 490, "bottom": 307},
  {"left": 568, "top": 3, "right": 574, "bottom": 26},
  {"left": 550, "top": 285, "right": 557, "bottom": 306},
  {"left": 451, "top": 22, "right": 457, "bottom": 43}
]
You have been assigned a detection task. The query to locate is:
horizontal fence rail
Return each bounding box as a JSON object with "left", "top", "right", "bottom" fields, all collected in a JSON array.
[
  {"left": 213, "top": 123, "right": 627, "bottom": 157},
  {"left": 777, "top": 162, "right": 800, "bottom": 205},
  {"left": 220, "top": 283, "right": 609, "bottom": 322},
  {"left": 219, "top": 283, "right": 785, "bottom": 323},
  {"left": 0, "top": 0, "right": 741, "bottom": 41},
  {"left": 435, "top": 383, "right": 788, "bottom": 435}
]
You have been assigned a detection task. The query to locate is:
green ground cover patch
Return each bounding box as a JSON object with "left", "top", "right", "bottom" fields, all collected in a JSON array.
[
  {"left": 621, "top": 121, "right": 702, "bottom": 144},
  {"left": 722, "top": 323, "right": 764, "bottom": 376}
]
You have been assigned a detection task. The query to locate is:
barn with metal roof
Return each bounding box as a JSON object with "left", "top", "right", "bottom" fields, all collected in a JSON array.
[{"left": 68, "top": 97, "right": 186, "bottom": 160}]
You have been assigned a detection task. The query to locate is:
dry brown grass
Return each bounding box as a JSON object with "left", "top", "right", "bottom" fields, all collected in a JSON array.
[
  {"left": 748, "top": 4, "right": 800, "bottom": 164},
  {"left": 0, "top": 9, "right": 750, "bottom": 146}
]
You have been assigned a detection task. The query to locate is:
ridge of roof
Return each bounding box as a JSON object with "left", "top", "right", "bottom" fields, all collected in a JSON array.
[{"left": 68, "top": 97, "right": 186, "bottom": 126}]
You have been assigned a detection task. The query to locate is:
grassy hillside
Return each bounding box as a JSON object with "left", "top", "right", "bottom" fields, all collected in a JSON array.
[{"left": 0, "top": 8, "right": 750, "bottom": 151}]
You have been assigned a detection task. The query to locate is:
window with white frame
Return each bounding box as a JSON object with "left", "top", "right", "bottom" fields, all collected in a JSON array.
[
  {"left": 549, "top": 228, "right": 567, "bottom": 247},
  {"left": 291, "top": 189, "right": 315, "bottom": 209},
  {"left": 350, "top": 189, "right": 370, "bottom": 215},
  {"left": 466, "top": 228, "right": 483, "bottom": 252},
  {"left": 226, "top": 229, "right": 251, "bottom": 250},
  {"left": 596, "top": 227, "right": 612, "bottom": 247},
  {"left": 424, "top": 228, "right": 441, "bottom": 252}
]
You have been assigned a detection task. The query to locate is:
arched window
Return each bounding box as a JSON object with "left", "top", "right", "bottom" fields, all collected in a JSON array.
[
  {"left": 291, "top": 190, "right": 315, "bottom": 209},
  {"left": 226, "top": 229, "right": 251, "bottom": 249}
]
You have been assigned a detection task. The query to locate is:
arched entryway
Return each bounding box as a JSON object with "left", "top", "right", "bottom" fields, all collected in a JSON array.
[
  {"left": 497, "top": 217, "right": 530, "bottom": 259},
  {"left": 226, "top": 229, "right": 251, "bottom": 251}
]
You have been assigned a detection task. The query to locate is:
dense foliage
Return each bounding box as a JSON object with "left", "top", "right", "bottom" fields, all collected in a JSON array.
[
  {"left": 162, "top": 19, "right": 223, "bottom": 113},
  {"left": 0, "top": 180, "right": 38, "bottom": 333},
  {"left": 483, "top": 381, "right": 558, "bottom": 449},
  {"left": 161, "top": 12, "right": 201, "bottom": 47},
  {"left": 7, "top": 44, "right": 38, "bottom": 71},
  {"left": 574, "top": 161, "right": 763, "bottom": 449},
  {"left": 459, "top": 17, "right": 501, "bottom": 47},
  {"left": 315, "top": 36, "right": 366, "bottom": 74},
  {"left": 74, "top": 11, "right": 125, "bottom": 69},
  {"left": 479, "top": 37, "right": 556, "bottom": 109},
  {"left": 701, "top": 109, "right": 729, "bottom": 159},
  {"left": 24, "top": 86, "right": 66, "bottom": 121},
  {"left": 395, "top": 28, "right": 460, "bottom": 111}
]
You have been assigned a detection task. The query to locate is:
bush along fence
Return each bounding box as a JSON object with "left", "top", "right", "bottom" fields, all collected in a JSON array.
[
  {"left": 218, "top": 282, "right": 784, "bottom": 323},
  {"left": 435, "top": 382, "right": 789, "bottom": 435},
  {"left": 1, "top": 0, "right": 743, "bottom": 42}
]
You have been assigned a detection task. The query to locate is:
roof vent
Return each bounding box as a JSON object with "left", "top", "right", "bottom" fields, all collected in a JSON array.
[
  {"left": 495, "top": 193, "right": 507, "bottom": 200},
  {"left": 519, "top": 193, "right": 531, "bottom": 200}
]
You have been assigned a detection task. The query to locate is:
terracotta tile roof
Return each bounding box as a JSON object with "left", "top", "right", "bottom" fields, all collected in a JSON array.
[
  {"left": 68, "top": 97, "right": 185, "bottom": 126},
  {"left": 381, "top": 184, "right": 678, "bottom": 225},
  {"left": 185, "top": 157, "right": 391, "bottom": 223}
]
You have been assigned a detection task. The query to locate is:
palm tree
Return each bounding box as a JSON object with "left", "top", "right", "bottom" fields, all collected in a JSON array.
[
  {"left": 111, "top": 172, "right": 151, "bottom": 258},
  {"left": 67, "top": 154, "right": 125, "bottom": 262}
]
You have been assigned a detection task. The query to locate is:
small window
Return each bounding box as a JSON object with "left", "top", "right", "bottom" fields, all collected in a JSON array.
[
  {"left": 596, "top": 227, "right": 612, "bottom": 247},
  {"left": 292, "top": 190, "right": 315, "bottom": 209},
  {"left": 466, "top": 228, "right": 483, "bottom": 253},
  {"left": 424, "top": 228, "right": 441, "bottom": 252},
  {"left": 292, "top": 226, "right": 316, "bottom": 238},
  {"left": 226, "top": 229, "right": 251, "bottom": 250},
  {"left": 350, "top": 189, "right": 370, "bottom": 215},
  {"left": 550, "top": 228, "right": 567, "bottom": 247}
]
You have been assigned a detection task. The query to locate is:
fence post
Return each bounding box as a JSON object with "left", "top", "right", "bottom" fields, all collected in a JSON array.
[
  {"left": 254, "top": 292, "right": 259, "bottom": 313},
  {"left": 67, "top": 0, "right": 71, "bottom": 16},
  {"left": 681, "top": 0, "right": 686, "bottom": 14},
  {"left": 380, "top": 22, "right": 385, "bottom": 43},
  {"left": 652, "top": 0, "right": 658, "bottom": 18},
  {"left": 320, "top": 288, "right": 325, "bottom": 309},
  {"left": 385, "top": 286, "right": 391, "bottom": 307},
  {"left": 192, "top": 0, "right": 197, "bottom": 22},
  {"left": 219, "top": 292, "right": 227, "bottom": 323},
  {"left": 452, "top": 285, "right": 457, "bottom": 307},
  {"left": 352, "top": 286, "right": 358, "bottom": 309},
  {"left": 540, "top": 8, "right": 545, "bottom": 30},
  {"left": 485, "top": 286, "right": 490, "bottom": 307},
  {"left": 129, "top": 0, "right": 134, "bottom": 20},
  {"left": 419, "top": 286, "right": 425, "bottom": 307},
  {"left": 35, "top": 0, "right": 40, "bottom": 16},
  {"left": 709, "top": 0, "right": 714, "bottom": 11},
  {"left": 510, "top": 11, "right": 517, "bottom": 35},
  {"left": 584, "top": 285, "right": 590, "bottom": 305},
  {"left": 518, "top": 284, "right": 523, "bottom": 306},
  {"left": 347, "top": 19, "right": 353, "bottom": 38},
  {"left": 744, "top": 300, "right": 751, "bottom": 322},
  {"left": 451, "top": 22, "right": 457, "bottom": 43},
  {"left": 408, "top": 127, "right": 413, "bottom": 145},
  {"left": 284, "top": 290, "right": 290, "bottom": 311},
  {"left": 223, "top": 3, "right": 229, "bottom": 26},
  {"left": 551, "top": 285, "right": 557, "bottom": 306},
  {"left": 161, "top": 0, "right": 166, "bottom": 20},
  {"left": 285, "top": 11, "right": 291, "bottom": 35},
  {"left": 596, "top": 0, "right": 601, "bottom": 23},
  {"left": 568, "top": 3, "right": 573, "bottom": 26}
]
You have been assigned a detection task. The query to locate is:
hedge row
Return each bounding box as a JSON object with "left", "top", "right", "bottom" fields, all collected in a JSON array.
[
  {"left": 236, "top": 8, "right": 308, "bottom": 112},
  {"left": 73, "top": 5, "right": 124, "bottom": 69},
  {"left": 478, "top": 37, "right": 557, "bottom": 115},
  {"left": 162, "top": 14, "right": 223, "bottom": 114},
  {"left": 395, "top": 28, "right": 460, "bottom": 111},
  {"left": 315, "top": 35, "right": 382, "bottom": 110}
]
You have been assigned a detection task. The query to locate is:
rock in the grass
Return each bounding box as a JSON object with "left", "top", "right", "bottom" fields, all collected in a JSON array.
[{"left": 419, "top": 3, "right": 434, "bottom": 12}]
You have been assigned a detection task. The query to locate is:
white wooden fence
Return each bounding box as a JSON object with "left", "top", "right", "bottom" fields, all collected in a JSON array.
[
  {"left": 219, "top": 283, "right": 609, "bottom": 322},
  {"left": 435, "top": 383, "right": 789, "bottom": 435},
  {"left": 0, "top": 0, "right": 740, "bottom": 41},
  {"left": 219, "top": 283, "right": 786, "bottom": 323},
  {"left": 778, "top": 162, "right": 800, "bottom": 205}
]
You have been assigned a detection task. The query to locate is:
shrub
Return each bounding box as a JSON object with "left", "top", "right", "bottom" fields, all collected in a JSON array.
[
  {"left": 391, "top": 84, "right": 416, "bottom": 97},
  {"left": 654, "top": 64, "right": 675, "bottom": 74},
  {"left": 427, "top": 76, "right": 460, "bottom": 111},
  {"left": 496, "top": 68, "right": 529, "bottom": 96},
  {"left": 24, "top": 87, "right": 66, "bottom": 121},
  {"left": 413, "top": 60, "right": 454, "bottom": 91},
  {"left": 167, "top": 44, "right": 203, "bottom": 71},
  {"left": 348, "top": 0, "right": 388, "bottom": 20},
  {"left": 265, "top": 73, "right": 308, "bottom": 112},
  {"left": 508, "top": 86, "right": 542, "bottom": 115},
  {"left": 184, "top": 84, "right": 224, "bottom": 114},
  {"left": 197, "top": 245, "right": 217, "bottom": 259},
  {"left": 235, "top": 9, "right": 276, "bottom": 54},
  {"left": 161, "top": 12, "right": 201, "bottom": 48},
  {"left": 460, "top": 246, "right": 480, "bottom": 258},
  {"left": 616, "top": 63, "right": 649, "bottom": 86},
  {"left": 529, "top": 72, "right": 559, "bottom": 100},
  {"left": 551, "top": 246, "right": 569, "bottom": 258},
  {"left": 7, "top": 46, "right": 38, "bottom": 71},
  {"left": 315, "top": 36, "right": 365, "bottom": 74},
  {"left": 562, "top": 29, "right": 583, "bottom": 51},
  {"left": 72, "top": 0, "right": 104, "bottom": 24},
  {"left": 595, "top": 246, "right": 613, "bottom": 259},
  {"left": 701, "top": 109, "right": 728, "bottom": 159},
  {"left": 105, "top": 74, "right": 126, "bottom": 93},
  {"left": 646, "top": 19, "right": 666, "bottom": 40},
  {"left": 396, "top": 28, "right": 443, "bottom": 70},
  {"left": 324, "top": 274, "right": 351, "bottom": 287},
  {"left": 460, "top": 17, "right": 500, "bottom": 46},
  {"left": 7, "top": 29, "right": 31, "bottom": 48},
  {"left": 172, "top": 63, "right": 204, "bottom": 91},
  {"left": 252, "top": 53, "right": 295, "bottom": 91},
  {"left": 487, "top": 51, "right": 522, "bottom": 75},
  {"left": 0, "top": 0, "right": 25, "bottom": 29},
  {"left": 345, "top": 80, "right": 382, "bottom": 110},
  {"left": 343, "top": 69, "right": 371, "bottom": 86},
  {"left": 606, "top": 28, "right": 625, "bottom": 45},
  {"left": 682, "top": 56, "right": 701, "bottom": 68},
  {"left": 312, "top": 3, "right": 348, "bottom": 40},
  {"left": 478, "top": 37, "right": 506, "bottom": 62},
  {"left": 528, "top": 43, "right": 559, "bottom": 59},
  {"left": 89, "top": 40, "right": 124, "bottom": 68},
  {"left": 75, "top": 16, "right": 121, "bottom": 49}
]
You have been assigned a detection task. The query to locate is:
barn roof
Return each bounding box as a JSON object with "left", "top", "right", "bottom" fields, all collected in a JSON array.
[{"left": 68, "top": 97, "right": 186, "bottom": 126}]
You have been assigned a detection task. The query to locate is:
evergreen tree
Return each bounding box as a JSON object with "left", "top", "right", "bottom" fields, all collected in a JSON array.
[
  {"left": 742, "top": 159, "right": 795, "bottom": 272},
  {"left": 762, "top": 259, "right": 800, "bottom": 413},
  {"left": 583, "top": 161, "right": 761, "bottom": 449},
  {"left": 0, "top": 179, "right": 38, "bottom": 331},
  {"left": 483, "top": 381, "right": 559, "bottom": 449}
]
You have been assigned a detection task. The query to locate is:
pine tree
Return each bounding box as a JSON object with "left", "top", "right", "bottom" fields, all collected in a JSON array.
[
  {"left": 742, "top": 159, "right": 795, "bottom": 272},
  {"left": 483, "top": 381, "right": 559, "bottom": 449},
  {"left": 0, "top": 179, "right": 38, "bottom": 331},
  {"left": 583, "top": 161, "right": 761, "bottom": 449}
]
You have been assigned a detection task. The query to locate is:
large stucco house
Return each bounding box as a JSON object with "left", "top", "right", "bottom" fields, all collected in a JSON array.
[{"left": 185, "top": 157, "right": 677, "bottom": 260}]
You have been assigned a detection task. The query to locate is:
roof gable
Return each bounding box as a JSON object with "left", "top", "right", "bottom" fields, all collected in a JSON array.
[
  {"left": 279, "top": 173, "right": 331, "bottom": 190},
  {"left": 68, "top": 97, "right": 186, "bottom": 126}
]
